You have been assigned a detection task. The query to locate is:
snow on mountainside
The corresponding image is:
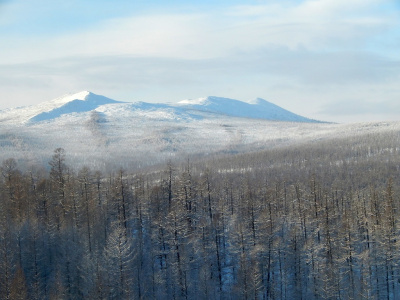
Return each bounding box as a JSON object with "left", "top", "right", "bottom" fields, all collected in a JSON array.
[
  {"left": 30, "top": 91, "right": 123, "bottom": 122},
  {"left": 1, "top": 91, "right": 400, "bottom": 171},
  {"left": 177, "top": 96, "right": 318, "bottom": 122},
  {"left": 0, "top": 91, "right": 123, "bottom": 124},
  {"left": 0, "top": 91, "right": 318, "bottom": 124}
]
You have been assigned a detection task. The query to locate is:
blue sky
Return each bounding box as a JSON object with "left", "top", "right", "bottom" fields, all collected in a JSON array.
[{"left": 0, "top": 0, "right": 399, "bottom": 122}]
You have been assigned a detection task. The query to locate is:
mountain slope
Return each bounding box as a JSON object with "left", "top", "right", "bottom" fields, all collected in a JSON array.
[
  {"left": 177, "top": 96, "right": 317, "bottom": 122},
  {"left": 0, "top": 91, "right": 124, "bottom": 124},
  {"left": 3, "top": 90, "right": 398, "bottom": 172},
  {"left": 29, "top": 91, "right": 124, "bottom": 123},
  {"left": 0, "top": 91, "right": 318, "bottom": 125}
]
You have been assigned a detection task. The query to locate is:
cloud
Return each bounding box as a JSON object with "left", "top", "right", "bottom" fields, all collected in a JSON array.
[
  {"left": 225, "top": 0, "right": 398, "bottom": 54},
  {"left": 1, "top": 0, "right": 397, "bottom": 63},
  {"left": 0, "top": 0, "right": 399, "bottom": 122},
  {"left": 1, "top": 49, "right": 398, "bottom": 109},
  {"left": 3, "top": 46, "right": 398, "bottom": 90}
]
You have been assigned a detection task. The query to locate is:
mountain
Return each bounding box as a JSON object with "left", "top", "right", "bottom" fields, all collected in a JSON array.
[
  {"left": 177, "top": 96, "right": 317, "bottom": 122},
  {"left": 0, "top": 91, "right": 398, "bottom": 171},
  {"left": 0, "top": 91, "right": 317, "bottom": 124},
  {"left": 30, "top": 91, "right": 124, "bottom": 123},
  {"left": 0, "top": 91, "right": 124, "bottom": 124}
]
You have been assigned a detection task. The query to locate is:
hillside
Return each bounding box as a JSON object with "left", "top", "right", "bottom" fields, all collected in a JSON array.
[
  {"left": 1, "top": 125, "right": 400, "bottom": 299},
  {"left": 0, "top": 91, "right": 399, "bottom": 170},
  {"left": 1, "top": 92, "right": 400, "bottom": 299}
]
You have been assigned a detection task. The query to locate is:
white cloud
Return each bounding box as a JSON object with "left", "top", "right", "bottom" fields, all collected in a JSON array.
[
  {"left": 1, "top": 0, "right": 396, "bottom": 63},
  {"left": 0, "top": 0, "right": 399, "bottom": 122},
  {"left": 227, "top": 0, "right": 396, "bottom": 51}
]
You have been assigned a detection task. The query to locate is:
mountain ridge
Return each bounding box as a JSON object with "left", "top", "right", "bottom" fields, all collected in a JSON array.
[
  {"left": 29, "top": 91, "right": 124, "bottom": 123},
  {"left": 0, "top": 91, "right": 319, "bottom": 124},
  {"left": 0, "top": 91, "right": 124, "bottom": 124},
  {"left": 0, "top": 90, "right": 399, "bottom": 171},
  {"left": 177, "top": 96, "right": 316, "bottom": 122}
]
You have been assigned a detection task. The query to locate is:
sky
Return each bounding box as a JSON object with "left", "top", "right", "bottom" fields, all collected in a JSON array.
[{"left": 0, "top": 0, "right": 399, "bottom": 123}]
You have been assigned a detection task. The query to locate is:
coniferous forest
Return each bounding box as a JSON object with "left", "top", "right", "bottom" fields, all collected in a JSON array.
[{"left": 1, "top": 131, "right": 400, "bottom": 299}]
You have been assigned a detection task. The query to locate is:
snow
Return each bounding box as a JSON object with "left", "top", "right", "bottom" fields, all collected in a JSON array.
[
  {"left": 178, "top": 97, "right": 209, "bottom": 105},
  {"left": 0, "top": 92, "right": 317, "bottom": 125},
  {"left": 0, "top": 91, "right": 122, "bottom": 124},
  {"left": 30, "top": 93, "right": 123, "bottom": 123},
  {"left": 177, "top": 96, "right": 317, "bottom": 122},
  {"left": 246, "top": 98, "right": 264, "bottom": 105},
  {"left": 1, "top": 91, "right": 399, "bottom": 171}
]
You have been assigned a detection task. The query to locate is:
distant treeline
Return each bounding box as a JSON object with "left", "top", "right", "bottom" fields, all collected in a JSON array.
[{"left": 1, "top": 130, "right": 400, "bottom": 299}]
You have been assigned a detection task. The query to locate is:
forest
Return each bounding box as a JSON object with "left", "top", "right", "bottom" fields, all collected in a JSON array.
[{"left": 1, "top": 130, "right": 400, "bottom": 299}]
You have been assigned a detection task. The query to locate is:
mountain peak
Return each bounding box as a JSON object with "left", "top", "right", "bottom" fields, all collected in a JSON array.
[
  {"left": 0, "top": 91, "right": 319, "bottom": 125},
  {"left": 177, "top": 97, "right": 209, "bottom": 105},
  {"left": 178, "top": 96, "right": 247, "bottom": 108},
  {"left": 49, "top": 90, "right": 91, "bottom": 105},
  {"left": 247, "top": 97, "right": 267, "bottom": 105},
  {"left": 68, "top": 90, "right": 91, "bottom": 100},
  {"left": 177, "top": 96, "right": 316, "bottom": 122},
  {"left": 28, "top": 91, "right": 123, "bottom": 123}
]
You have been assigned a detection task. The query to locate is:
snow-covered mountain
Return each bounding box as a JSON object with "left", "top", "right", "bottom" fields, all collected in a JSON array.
[
  {"left": 0, "top": 91, "right": 317, "bottom": 125},
  {"left": 177, "top": 96, "right": 316, "bottom": 122},
  {"left": 0, "top": 91, "right": 399, "bottom": 171},
  {"left": 29, "top": 91, "right": 124, "bottom": 123},
  {"left": 0, "top": 91, "right": 124, "bottom": 124}
]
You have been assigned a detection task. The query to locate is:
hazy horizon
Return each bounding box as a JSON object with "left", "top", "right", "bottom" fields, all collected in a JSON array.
[{"left": 1, "top": 0, "right": 399, "bottom": 123}]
